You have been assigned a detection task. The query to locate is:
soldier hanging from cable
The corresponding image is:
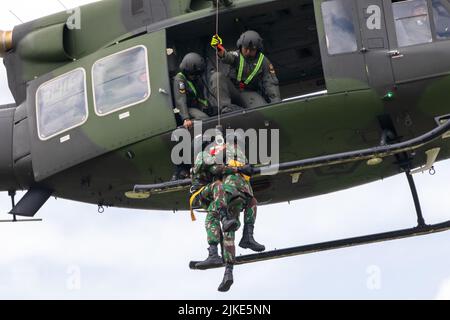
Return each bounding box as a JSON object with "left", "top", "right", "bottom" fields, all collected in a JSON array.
[
  {"left": 190, "top": 133, "right": 240, "bottom": 275},
  {"left": 192, "top": 130, "right": 265, "bottom": 292}
]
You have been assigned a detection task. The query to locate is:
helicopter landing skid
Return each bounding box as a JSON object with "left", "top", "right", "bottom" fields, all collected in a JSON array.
[
  {"left": 189, "top": 220, "right": 450, "bottom": 270},
  {"left": 0, "top": 189, "right": 47, "bottom": 223},
  {"left": 0, "top": 218, "right": 43, "bottom": 223},
  {"left": 189, "top": 163, "right": 444, "bottom": 270}
]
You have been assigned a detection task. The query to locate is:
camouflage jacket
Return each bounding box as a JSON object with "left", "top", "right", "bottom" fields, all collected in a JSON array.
[
  {"left": 191, "top": 150, "right": 228, "bottom": 191},
  {"left": 191, "top": 143, "right": 253, "bottom": 197},
  {"left": 223, "top": 143, "right": 254, "bottom": 197}
]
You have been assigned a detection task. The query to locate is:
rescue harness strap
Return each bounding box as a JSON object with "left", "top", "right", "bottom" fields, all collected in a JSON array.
[
  {"left": 189, "top": 160, "right": 250, "bottom": 222},
  {"left": 237, "top": 53, "right": 265, "bottom": 87},
  {"left": 228, "top": 159, "right": 251, "bottom": 182},
  {"left": 178, "top": 72, "right": 209, "bottom": 107},
  {"left": 189, "top": 186, "right": 206, "bottom": 222}
]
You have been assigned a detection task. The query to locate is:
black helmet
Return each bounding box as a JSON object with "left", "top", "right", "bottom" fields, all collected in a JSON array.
[
  {"left": 180, "top": 52, "right": 205, "bottom": 75},
  {"left": 237, "top": 30, "right": 263, "bottom": 50}
]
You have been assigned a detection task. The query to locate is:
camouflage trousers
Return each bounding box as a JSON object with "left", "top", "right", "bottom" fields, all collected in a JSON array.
[
  {"left": 204, "top": 190, "right": 258, "bottom": 264},
  {"left": 198, "top": 181, "right": 226, "bottom": 250}
]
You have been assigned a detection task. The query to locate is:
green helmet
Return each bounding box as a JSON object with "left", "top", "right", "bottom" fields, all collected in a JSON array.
[
  {"left": 237, "top": 30, "right": 263, "bottom": 50},
  {"left": 180, "top": 52, "right": 206, "bottom": 76}
]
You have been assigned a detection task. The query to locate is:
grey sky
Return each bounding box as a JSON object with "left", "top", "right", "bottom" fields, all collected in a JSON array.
[{"left": 1, "top": 0, "right": 450, "bottom": 300}]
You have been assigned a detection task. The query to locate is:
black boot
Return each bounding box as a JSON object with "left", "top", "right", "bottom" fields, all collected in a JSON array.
[
  {"left": 239, "top": 224, "right": 265, "bottom": 252},
  {"left": 219, "top": 208, "right": 239, "bottom": 233},
  {"left": 221, "top": 217, "right": 239, "bottom": 233},
  {"left": 195, "top": 245, "right": 224, "bottom": 270},
  {"left": 218, "top": 264, "right": 234, "bottom": 292}
]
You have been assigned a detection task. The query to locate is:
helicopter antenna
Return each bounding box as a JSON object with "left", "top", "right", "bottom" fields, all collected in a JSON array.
[
  {"left": 9, "top": 10, "right": 24, "bottom": 24},
  {"left": 57, "top": 0, "right": 68, "bottom": 10},
  {"left": 215, "top": 0, "right": 221, "bottom": 127}
]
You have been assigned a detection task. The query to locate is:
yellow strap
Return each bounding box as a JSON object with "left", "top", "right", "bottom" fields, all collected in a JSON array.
[
  {"left": 189, "top": 186, "right": 206, "bottom": 221},
  {"left": 228, "top": 160, "right": 243, "bottom": 167},
  {"left": 228, "top": 160, "right": 251, "bottom": 182}
]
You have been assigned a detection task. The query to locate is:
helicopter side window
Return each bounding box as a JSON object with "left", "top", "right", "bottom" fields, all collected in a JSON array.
[
  {"left": 36, "top": 68, "right": 88, "bottom": 141},
  {"left": 92, "top": 45, "right": 150, "bottom": 116},
  {"left": 431, "top": 0, "right": 450, "bottom": 39},
  {"left": 393, "top": 0, "right": 433, "bottom": 47},
  {"left": 321, "top": 0, "right": 358, "bottom": 55}
]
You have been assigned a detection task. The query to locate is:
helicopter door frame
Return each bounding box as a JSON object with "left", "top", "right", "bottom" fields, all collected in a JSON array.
[
  {"left": 356, "top": 0, "right": 396, "bottom": 89},
  {"left": 27, "top": 29, "right": 176, "bottom": 182},
  {"left": 315, "top": 0, "right": 370, "bottom": 93}
]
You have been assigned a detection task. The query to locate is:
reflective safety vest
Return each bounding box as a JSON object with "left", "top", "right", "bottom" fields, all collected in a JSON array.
[
  {"left": 177, "top": 72, "right": 209, "bottom": 107},
  {"left": 237, "top": 53, "right": 265, "bottom": 90}
]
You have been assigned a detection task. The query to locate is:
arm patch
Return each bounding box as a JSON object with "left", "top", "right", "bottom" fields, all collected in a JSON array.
[
  {"left": 269, "top": 64, "right": 276, "bottom": 75},
  {"left": 179, "top": 81, "right": 186, "bottom": 94}
]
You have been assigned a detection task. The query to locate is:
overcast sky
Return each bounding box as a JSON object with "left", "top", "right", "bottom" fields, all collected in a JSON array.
[{"left": 1, "top": 0, "right": 450, "bottom": 300}]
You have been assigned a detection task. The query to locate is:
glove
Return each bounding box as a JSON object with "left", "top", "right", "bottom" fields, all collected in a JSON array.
[
  {"left": 211, "top": 34, "right": 223, "bottom": 49},
  {"left": 238, "top": 165, "right": 254, "bottom": 177}
]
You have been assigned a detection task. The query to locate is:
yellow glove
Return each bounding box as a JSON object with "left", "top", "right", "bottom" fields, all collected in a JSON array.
[{"left": 210, "top": 34, "right": 223, "bottom": 48}]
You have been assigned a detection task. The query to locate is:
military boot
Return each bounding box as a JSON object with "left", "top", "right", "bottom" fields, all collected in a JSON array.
[
  {"left": 239, "top": 224, "right": 265, "bottom": 252},
  {"left": 218, "top": 264, "right": 234, "bottom": 292},
  {"left": 195, "top": 245, "right": 224, "bottom": 270},
  {"left": 222, "top": 217, "right": 239, "bottom": 233},
  {"left": 219, "top": 208, "right": 239, "bottom": 233}
]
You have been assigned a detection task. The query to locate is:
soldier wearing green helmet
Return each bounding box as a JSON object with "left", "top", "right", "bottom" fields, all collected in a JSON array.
[
  {"left": 210, "top": 30, "right": 281, "bottom": 112},
  {"left": 173, "top": 52, "right": 211, "bottom": 130}
]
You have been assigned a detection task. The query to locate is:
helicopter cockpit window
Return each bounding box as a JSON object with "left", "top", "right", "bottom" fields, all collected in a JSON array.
[
  {"left": 92, "top": 45, "right": 150, "bottom": 116},
  {"left": 431, "top": 0, "right": 450, "bottom": 39},
  {"left": 36, "top": 68, "right": 88, "bottom": 141},
  {"left": 321, "top": 0, "right": 358, "bottom": 55},
  {"left": 393, "top": 0, "right": 433, "bottom": 47}
]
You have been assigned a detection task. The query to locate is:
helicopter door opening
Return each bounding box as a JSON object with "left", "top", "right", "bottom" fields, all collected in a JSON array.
[
  {"left": 356, "top": 0, "right": 396, "bottom": 89},
  {"left": 166, "top": 0, "right": 326, "bottom": 121}
]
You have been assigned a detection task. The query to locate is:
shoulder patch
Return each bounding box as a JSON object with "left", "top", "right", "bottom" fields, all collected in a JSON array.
[
  {"left": 179, "top": 81, "right": 186, "bottom": 94},
  {"left": 269, "top": 64, "right": 276, "bottom": 75},
  {"left": 232, "top": 51, "right": 239, "bottom": 57}
]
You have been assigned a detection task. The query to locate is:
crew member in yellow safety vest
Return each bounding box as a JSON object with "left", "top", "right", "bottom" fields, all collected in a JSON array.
[{"left": 209, "top": 30, "right": 281, "bottom": 113}]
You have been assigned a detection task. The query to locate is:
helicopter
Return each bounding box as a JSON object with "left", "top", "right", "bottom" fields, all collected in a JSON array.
[{"left": 1, "top": 0, "right": 450, "bottom": 268}]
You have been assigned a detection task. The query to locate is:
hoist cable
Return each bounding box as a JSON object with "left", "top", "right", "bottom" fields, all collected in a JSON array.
[{"left": 215, "top": 0, "right": 221, "bottom": 127}]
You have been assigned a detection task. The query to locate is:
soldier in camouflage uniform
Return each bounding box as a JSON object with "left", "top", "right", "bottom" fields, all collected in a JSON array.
[
  {"left": 215, "top": 137, "right": 265, "bottom": 292},
  {"left": 191, "top": 139, "right": 240, "bottom": 272},
  {"left": 210, "top": 30, "right": 281, "bottom": 111},
  {"left": 224, "top": 137, "right": 265, "bottom": 252},
  {"left": 194, "top": 135, "right": 265, "bottom": 292}
]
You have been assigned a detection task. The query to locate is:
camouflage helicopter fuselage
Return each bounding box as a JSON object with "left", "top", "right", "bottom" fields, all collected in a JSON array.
[{"left": 1, "top": 0, "right": 450, "bottom": 213}]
